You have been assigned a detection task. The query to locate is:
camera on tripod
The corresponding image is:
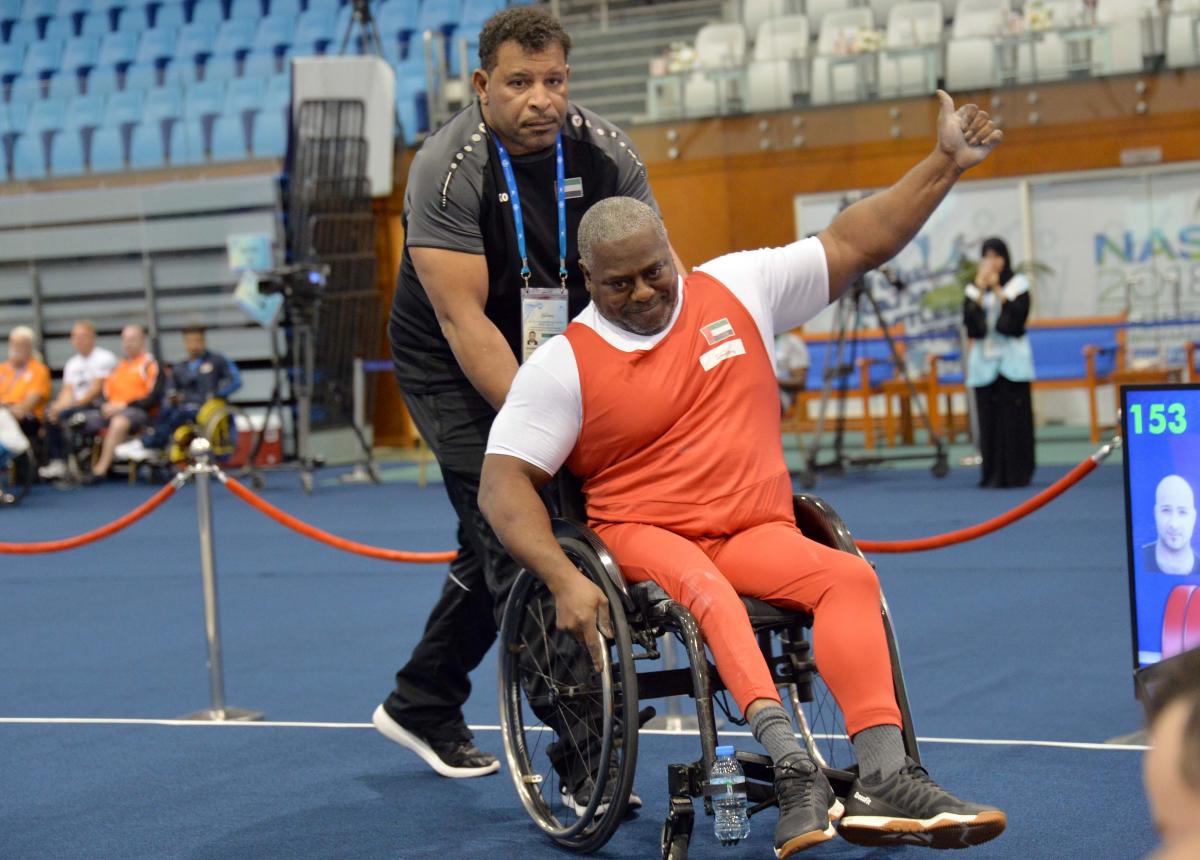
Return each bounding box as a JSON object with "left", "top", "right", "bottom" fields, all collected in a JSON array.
[{"left": 255, "top": 264, "right": 330, "bottom": 306}]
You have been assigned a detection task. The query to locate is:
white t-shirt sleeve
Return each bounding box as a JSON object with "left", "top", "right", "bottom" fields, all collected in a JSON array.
[
  {"left": 486, "top": 336, "right": 582, "bottom": 477},
  {"left": 696, "top": 238, "right": 829, "bottom": 363}
]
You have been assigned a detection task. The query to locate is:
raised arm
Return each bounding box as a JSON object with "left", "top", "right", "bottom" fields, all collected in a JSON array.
[
  {"left": 411, "top": 247, "right": 520, "bottom": 411},
  {"left": 479, "top": 453, "right": 612, "bottom": 669},
  {"left": 820, "top": 90, "right": 1002, "bottom": 303}
]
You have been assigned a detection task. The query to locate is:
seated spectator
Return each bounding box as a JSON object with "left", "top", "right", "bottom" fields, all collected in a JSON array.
[
  {"left": 0, "top": 326, "right": 52, "bottom": 445},
  {"left": 82, "top": 325, "right": 162, "bottom": 482},
  {"left": 40, "top": 320, "right": 118, "bottom": 480},
  {"left": 120, "top": 326, "right": 242, "bottom": 461},
  {"left": 775, "top": 327, "right": 810, "bottom": 412},
  {"left": 1144, "top": 648, "right": 1200, "bottom": 858}
]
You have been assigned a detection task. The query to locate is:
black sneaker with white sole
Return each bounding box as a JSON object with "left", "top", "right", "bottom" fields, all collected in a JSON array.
[
  {"left": 371, "top": 704, "right": 500, "bottom": 778},
  {"left": 837, "top": 757, "right": 1007, "bottom": 849},
  {"left": 773, "top": 753, "right": 843, "bottom": 857},
  {"left": 560, "top": 775, "right": 643, "bottom": 819}
]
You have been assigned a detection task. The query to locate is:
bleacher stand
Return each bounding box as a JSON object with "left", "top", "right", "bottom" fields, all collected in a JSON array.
[{"left": 877, "top": 1, "right": 944, "bottom": 98}]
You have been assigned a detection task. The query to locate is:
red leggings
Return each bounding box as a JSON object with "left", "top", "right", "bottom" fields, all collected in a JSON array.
[{"left": 594, "top": 520, "right": 902, "bottom": 737}]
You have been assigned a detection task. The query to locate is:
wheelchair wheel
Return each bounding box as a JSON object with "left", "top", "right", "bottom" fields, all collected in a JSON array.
[
  {"left": 498, "top": 559, "right": 639, "bottom": 854},
  {"left": 786, "top": 670, "right": 857, "bottom": 783},
  {"left": 1, "top": 449, "right": 34, "bottom": 505}
]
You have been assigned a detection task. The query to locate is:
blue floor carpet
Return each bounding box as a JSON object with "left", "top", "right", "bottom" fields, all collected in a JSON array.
[{"left": 0, "top": 457, "right": 1158, "bottom": 858}]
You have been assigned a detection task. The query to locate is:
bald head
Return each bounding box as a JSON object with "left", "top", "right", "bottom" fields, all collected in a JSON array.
[
  {"left": 121, "top": 325, "right": 146, "bottom": 359},
  {"left": 578, "top": 197, "right": 668, "bottom": 272},
  {"left": 1155, "top": 475, "right": 1196, "bottom": 554}
]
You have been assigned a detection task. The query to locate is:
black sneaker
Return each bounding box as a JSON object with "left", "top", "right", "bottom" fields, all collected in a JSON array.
[
  {"left": 773, "top": 753, "right": 842, "bottom": 857},
  {"left": 837, "top": 758, "right": 1007, "bottom": 848},
  {"left": 560, "top": 774, "right": 643, "bottom": 818},
  {"left": 371, "top": 704, "right": 499, "bottom": 778}
]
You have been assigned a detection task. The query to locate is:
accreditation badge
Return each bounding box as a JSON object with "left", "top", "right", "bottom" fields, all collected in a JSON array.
[{"left": 521, "top": 286, "right": 569, "bottom": 362}]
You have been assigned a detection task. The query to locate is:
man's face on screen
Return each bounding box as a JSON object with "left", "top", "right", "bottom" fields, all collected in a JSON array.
[
  {"left": 582, "top": 224, "right": 678, "bottom": 336},
  {"left": 474, "top": 41, "right": 569, "bottom": 157},
  {"left": 1155, "top": 476, "right": 1196, "bottom": 552}
]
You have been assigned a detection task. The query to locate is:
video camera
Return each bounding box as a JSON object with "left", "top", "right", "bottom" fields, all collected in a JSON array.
[{"left": 255, "top": 263, "right": 331, "bottom": 305}]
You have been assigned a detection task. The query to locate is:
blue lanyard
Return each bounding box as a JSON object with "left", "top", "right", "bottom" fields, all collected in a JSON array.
[{"left": 492, "top": 132, "right": 568, "bottom": 289}]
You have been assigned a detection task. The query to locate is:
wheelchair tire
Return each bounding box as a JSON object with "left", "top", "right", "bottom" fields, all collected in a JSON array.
[{"left": 498, "top": 557, "right": 639, "bottom": 854}]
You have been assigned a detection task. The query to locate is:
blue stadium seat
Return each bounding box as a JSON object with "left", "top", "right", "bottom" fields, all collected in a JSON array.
[
  {"left": 251, "top": 14, "right": 292, "bottom": 54},
  {"left": 42, "top": 16, "right": 71, "bottom": 43},
  {"left": 116, "top": 6, "right": 152, "bottom": 34},
  {"left": 152, "top": 2, "right": 185, "bottom": 32},
  {"left": 174, "top": 21, "right": 216, "bottom": 63},
  {"left": 227, "top": 0, "right": 262, "bottom": 21},
  {"left": 200, "top": 52, "right": 237, "bottom": 81},
  {"left": 64, "top": 91, "right": 105, "bottom": 128},
  {"left": 212, "top": 18, "right": 256, "bottom": 57},
  {"left": 83, "top": 62, "right": 119, "bottom": 93},
  {"left": 54, "top": 0, "right": 89, "bottom": 20},
  {"left": 142, "top": 82, "right": 180, "bottom": 121},
  {"left": 60, "top": 35, "right": 100, "bottom": 73},
  {"left": 20, "top": 0, "right": 55, "bottom": 23},
  {"left": 292, "top": 7, "right": 335, "bottom": 55},
  {"left": 87, "top": 122, "right": 123, "bottom": 169},
  {"left": 224, "top": 74, "right": 263, "bottom": 114},
  {"left": 0, "top": 0, "right": 21, "bottom": 25},
  {"left": 122, "top": 59, "right": 159, "bottom": 88},
  {"left": 8, "top": 73, "right": 44, "bottom": 100},
  {"left": 78, "top": 11, "right": 112, "bottom": 40},
  {"left": 22, "top": 38, "right": 63, "bottom": 78},
  {"left": 459, "top": 0, "right": 503, "bottom": 31},
  {"left": 97, "top": 30, "right": 138, "bottom": 69},
  {"left": 263, "top": 69, "right": 289, "bottom": 109},
  {"left": 377, "top": 0, "right": 419, "bottom": 53},
  {"left": 3, "top": 97, "right": 29, "bottom": 129},
  {"left": 250, "top": 104, "right": 284, "bottom": 156},
  {"left": 416, "top": 0, "right": 461, "bottom": 35},
  {"left": 11, "top": 133, "right": 46, "bottom": 178},
  {"left": 100, "top": 86, "right": 141, "bottom": 126},
  {"left": 6, "top": 20, "right": 38, "bottom": 49},
  {"left": 0, "top": 42, "right": 23, "bottom": 82},
  {"left": 47, "top": 69, "right": 82, "bottom": 97},
  {"left": 241, "top": 49, "right": 276, "bottom": 77},
  {"left": 128, "top": 118, "right": 164, "bottom": 167},
  {"left": 188, "top": 0, "right": 223, "bottom": 28},
  {"left": 167, "top": 114, "right": 203, "bottom": 162},
  {"left": 135, "top": 26, "right": 175, "bottom": 64},
  {"left": 49, "top": 127, "right": 84, "bottom": 174},
  {"left": 265, "top": 0, "right": 299, "bottom": 17},
  {"left": 183, "top": 77, "right": 222, "bottom": 118},
  {"left": 209, "top": 110, "right": 246, "bottom": 160},
  {"left": 25, "top": 95, "right": 65, "bottom": 131}
]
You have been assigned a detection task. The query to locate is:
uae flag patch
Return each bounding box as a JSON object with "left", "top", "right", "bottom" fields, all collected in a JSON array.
[{"left": 700, "top": 317, "right": 734, "bottom": 345}]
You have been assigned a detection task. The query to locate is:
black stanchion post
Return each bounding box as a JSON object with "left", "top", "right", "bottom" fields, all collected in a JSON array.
[{"left": 181, "top": 439, "right": 264, "bottom": 722}]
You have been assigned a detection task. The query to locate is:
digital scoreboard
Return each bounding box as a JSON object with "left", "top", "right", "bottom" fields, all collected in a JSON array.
[{"left": 1121, "top": 384, "right": 1200, "bottom": 669}]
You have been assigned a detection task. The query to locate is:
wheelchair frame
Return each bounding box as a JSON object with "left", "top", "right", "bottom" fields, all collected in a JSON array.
[{"left": 498, "top": 493, "right": 919, "bottom": 859}]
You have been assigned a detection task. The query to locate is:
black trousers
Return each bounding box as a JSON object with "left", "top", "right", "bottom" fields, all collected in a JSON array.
[
  {"left": 973, "top": 375, "right": 1035, "bottom": 488},
  {"left": 385, "top": 384, "right": 510, "bottom": 743}
]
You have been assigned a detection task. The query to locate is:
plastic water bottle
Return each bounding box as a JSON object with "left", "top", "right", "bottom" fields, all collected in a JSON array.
[{"left": 710, "top": 745, "right": 750, "bottom": 844}]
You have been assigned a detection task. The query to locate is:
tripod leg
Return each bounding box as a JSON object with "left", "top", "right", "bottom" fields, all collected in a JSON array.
[{"left": 860, "top": 288, "right": 949, "bottom": 476}]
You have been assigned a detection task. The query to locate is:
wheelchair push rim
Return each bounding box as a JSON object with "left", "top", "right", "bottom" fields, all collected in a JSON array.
[{"left": 498, "top": 561, "right": 639, "bottom": 853}]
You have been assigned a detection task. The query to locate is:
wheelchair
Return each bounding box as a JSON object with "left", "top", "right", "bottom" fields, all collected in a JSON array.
[{"left": 497, "top": 492, "right": 919, "bottom": 859}]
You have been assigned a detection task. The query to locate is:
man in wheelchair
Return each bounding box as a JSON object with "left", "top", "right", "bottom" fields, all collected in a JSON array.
[{"left": 480, "top": 92, "right": 1006, "bottom": 856}]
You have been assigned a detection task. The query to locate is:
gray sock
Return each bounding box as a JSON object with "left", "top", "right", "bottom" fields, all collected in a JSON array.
[
  {"left": 852, "top": 724, "right": 906, "bottom": 784},
  {"left": 749, "top": 705, "right": 809, "bottom": 766}
]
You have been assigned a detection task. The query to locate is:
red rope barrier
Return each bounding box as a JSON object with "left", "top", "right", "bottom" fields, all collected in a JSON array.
[
  {"left": 855, "top": 456, "right": 1100, "bottom": 554},
  {"left": 221, "top": 476, "right": 457, "bottom": 564},
  {"left": 0, "top": 482, "right": 179, "bottom": 554}
]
